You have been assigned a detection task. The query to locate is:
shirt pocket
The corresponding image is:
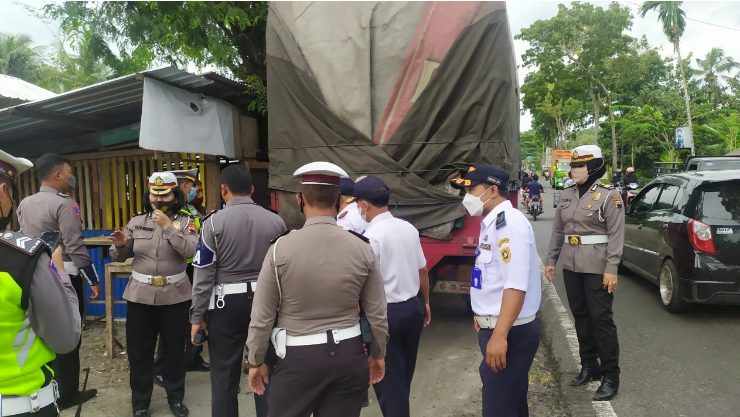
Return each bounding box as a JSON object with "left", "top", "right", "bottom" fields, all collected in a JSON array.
[
  {"left": 579, "top": 199, "right": 601, "bottom": 217},
  {"left": 132, "top": 229, "right": 154, "bottom": 240},
  {"left": 476, "top": 248, "right": 495, "bottom": 278}
]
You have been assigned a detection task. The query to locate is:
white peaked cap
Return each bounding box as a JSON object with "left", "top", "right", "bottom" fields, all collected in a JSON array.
[{"left": 293, "top": 162, "right": 349, "bottom": 186}]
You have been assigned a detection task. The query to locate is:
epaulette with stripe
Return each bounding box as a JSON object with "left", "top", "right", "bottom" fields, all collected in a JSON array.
[{"left": 348, "top": 230, "right": 370, "bottom": 243}]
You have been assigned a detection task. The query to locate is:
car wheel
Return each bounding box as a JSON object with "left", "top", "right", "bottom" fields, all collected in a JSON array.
[{"left": 659, "top": 259, "right": 690, "bottom": 314}]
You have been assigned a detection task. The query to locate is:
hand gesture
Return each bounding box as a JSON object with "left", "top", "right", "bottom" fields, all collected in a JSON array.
[
  {"left": 151, "top": 210, "right": 172, "bottom": 229},
  {"left": 603, "top": 273, "right": 618, "bottom": 293},
  {"left": 249, "top": 364, "right": 270, "bottom": 395},
  {"left": 108, "top": 230, "right": 130, "bottom": 248},
  {"left": 545, "top": 265, "right": 556, "bottom": 282},
  {"left": 486, "top": 333, "right": 508, "bottom": 372},
  {"left": 369, "top": 357, "right": 385, "bottom": 385},
  {"left": 90, "top": 284, "right": 101, "bottom": 300}
]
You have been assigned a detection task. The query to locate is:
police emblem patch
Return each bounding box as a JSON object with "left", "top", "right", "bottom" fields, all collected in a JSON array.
[
  {"left": 72, "top": 204, "right": 81, "bottom": 218},
  {"left": 483, "top": 235, "right": 488, "bottom": 242},
  {"left": 338, "top": 211, "right": 348, "bottom": 219},
  {"left": 495, "top": 212, "right": 506, "bottom": 230},
  {"left": 173, "top": 221, "right": 181, "bottom": 230},
  {"left": 500, "top": 247, "right": 511, "bottom": 263},
  {"left": 498, "top": 238, "right": 509, "bottom": 247},
  {"left": 592, "top": 192, "right": 601, "bottom": 201},
  {"left": 187, "top": 221, "right": 197, "bottom": 235}
]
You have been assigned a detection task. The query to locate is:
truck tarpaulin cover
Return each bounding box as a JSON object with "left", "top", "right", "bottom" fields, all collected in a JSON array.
[{"left": 267, "top": 1, "right": 520, "bottom": 233}]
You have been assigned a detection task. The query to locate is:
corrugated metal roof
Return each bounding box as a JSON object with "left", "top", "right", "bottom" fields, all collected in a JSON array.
[
  {"left": 0, "top": 74, "right": 57, "bottom": 102},
  {"left": 0, "top": 66, "right": 244, "bottom": 145}
]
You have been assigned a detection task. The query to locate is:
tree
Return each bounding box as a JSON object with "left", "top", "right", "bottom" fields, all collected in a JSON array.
[
  {"left": 0, "top": 33, "right": 41, "bottom": 79},
  {"left": 639, "top": 1, "right": 695, "bottom": 155},
  {"left": 695, "top": 109, "right": 740, "bottom": 154},
  {"left": 691, "top": 48, "right": 740, "bottom": 106},
  {"left": 44, "top": 1, "right": 268, "bottom": 114}
]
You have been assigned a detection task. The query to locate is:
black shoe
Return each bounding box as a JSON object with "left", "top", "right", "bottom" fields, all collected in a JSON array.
[
  {"left": 170, "top": 403, "right": 189, "bottom": 417},
  {"left": 154, "top": 374, "right": 165, "bottom": 388},
  {"left": 186, "top": 360, "right": 210, "bottom": 372},
  {"left": 133, "top": 410, "right": 150, "bottom": 417},
  {"left": 593, "top": 378, "right": 619, "bottom": 401},
  {"left": 570, "top": 367, "right": 602, "bottom": 386},
  {"left": 57, "top": 389, "right": 98, "bottom": 410}
]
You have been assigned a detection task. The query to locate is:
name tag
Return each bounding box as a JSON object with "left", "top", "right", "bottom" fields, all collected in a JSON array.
[{"left": 471, "top": 267, "right": 482, "bottom": 289}]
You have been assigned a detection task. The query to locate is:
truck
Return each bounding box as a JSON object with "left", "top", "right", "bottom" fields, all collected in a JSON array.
[
  {"left": 265, "top": 1, "right": 520, "bottom": 308},
  {"left": 550, "top": 149, "right": 572, "bottom": 189}
]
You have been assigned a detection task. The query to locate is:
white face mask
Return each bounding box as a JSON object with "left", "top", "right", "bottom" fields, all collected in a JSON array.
[
  {"left": 571, "top": 166, "right": 589, "bottom": 185},
  {"left": 462, "top": 186, "right": 493, "bottom": 217},
  {"left": 359, "top": 202, "right": 368, "bottom": 222}
]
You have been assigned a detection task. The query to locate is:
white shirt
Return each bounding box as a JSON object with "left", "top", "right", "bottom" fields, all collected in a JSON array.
[
  {"left": 364, "top": 212, "right": 427, "bottom": 303},
  {"left": 471, "top": 200, "right": 541, "bottom": 318},
  {"left": 337, "top": 202, "right": 368, "bottom": 234}
]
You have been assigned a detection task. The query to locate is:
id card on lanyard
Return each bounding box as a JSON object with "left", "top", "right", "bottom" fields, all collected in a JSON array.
[{"left": 471, "top": 248, "right": 483, "bottom": 289}]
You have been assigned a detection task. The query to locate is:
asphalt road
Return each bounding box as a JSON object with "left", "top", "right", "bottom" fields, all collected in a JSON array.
[{"left": 529, "top": 189, "right": 740, "bottom": 417}]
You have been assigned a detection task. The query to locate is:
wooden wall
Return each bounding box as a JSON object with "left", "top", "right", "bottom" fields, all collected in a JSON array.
[{"left": 14, "top": 149, "right": 216, "bottom": 231}]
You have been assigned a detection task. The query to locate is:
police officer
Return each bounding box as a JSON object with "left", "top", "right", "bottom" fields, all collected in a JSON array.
[
  {"left": 170, "top": 169, "right": 202, "bottom": 221},
  {"left": 109, "top": 172, "right": 197, "bottom": 417},
  {"left": 354, "top": 176, "right": 430, "bottom": 417},
  {"left": 17, "top": 153, "right": 99, "bottom": 410},
  {"left": 190, "top": 164, "right": 287, "bottom": 417},
  {"left": 546, "top": 145, "right": 624, "bottom": 401},
  {"left": 192, "top": 180, "right": 206, "bottom": 216},
  {"left": 0, "top": 149, "right": 82, "bottom": 417},
  {"left": 451, "top": 165, "right": 542, "bottom": 417},
  {"left": 247, "top": 162, "right": 389, "bottom": 417},
  {"left": 337, "top": 178, "right": 367, "bottom": 234}
]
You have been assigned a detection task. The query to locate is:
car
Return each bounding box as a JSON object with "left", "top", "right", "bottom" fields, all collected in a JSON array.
[
  {"left": 621, "top": 170, "right": 740, "bottom": 313},
  {"left": 685, "top": 155, "right": 740, "bottom": 171}
]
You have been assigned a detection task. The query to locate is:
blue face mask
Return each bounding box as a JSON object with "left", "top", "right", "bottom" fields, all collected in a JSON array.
[{"left": 187, "top": 187, "right": 197, "bottom": 202}]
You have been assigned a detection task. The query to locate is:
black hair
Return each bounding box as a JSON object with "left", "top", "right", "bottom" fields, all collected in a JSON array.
[
  {"left": 220, "top": 164, "right": 253, "bottom": 196},
  {"left": 365, "top": 194, "right": 391, "bottom": 208},
  {"left": 142, "top": 188, "right": 185, "bottom": 213},
  {"left": 36, "top": 154, "right": 71, "bottom": 180},
  {"left": 195, "top": 179, "right": 203, "bottom": 187},
  {"left": 532, "top": 174, "right": 539, "bottom": 181},
  {"left": 0, "top": 175, "right": 15, "bottom": 198}
]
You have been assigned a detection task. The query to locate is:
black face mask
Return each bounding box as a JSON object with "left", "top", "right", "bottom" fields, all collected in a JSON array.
[
  {"left": 0, "top": 188, "right": 13, "bottom": 230},
  {"left": 153, "top": 200, "right": 174, "bottom": 213}
]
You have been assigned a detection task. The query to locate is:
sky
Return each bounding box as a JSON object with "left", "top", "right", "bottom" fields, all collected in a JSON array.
[{"left": 2, "top": 1, "right": 740, "bottom": 131}]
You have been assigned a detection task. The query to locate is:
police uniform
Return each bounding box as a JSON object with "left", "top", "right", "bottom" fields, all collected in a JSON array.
[
  {"left": 337, "top": 178, "right": 368, "bottom": 234},
  {"left": 247, "top": 162, "right": 389, "bottom": 417},
  {"left": 191, "top": 194, "right": 287, "bottom": 417},
  {"left": 0, "top": 150, "right": 81, "bottom": 417},
  {"left": 354, "top": 176, "right": 427, "bottom": 417},
  {"left": 546, "top": 145, "right": 624, "bottom": 401},
  {"left": 17, "top": 174, "right": 101, "bottom": 408},
  {"left": 452, "top": 165, "right": 542, "bottom": 417},
  {"left": 109, "top": 172, "right": 197, "bottom": 417}
]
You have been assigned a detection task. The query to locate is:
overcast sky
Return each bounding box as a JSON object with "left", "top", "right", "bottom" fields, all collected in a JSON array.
[{"left": 2, "top": 1, "right": 740, "bottom": 132}]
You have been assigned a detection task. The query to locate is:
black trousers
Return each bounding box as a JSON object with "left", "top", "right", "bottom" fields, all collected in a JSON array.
[
  {"left": 268, "top": 335, "right": 368, "bottom": 417},
  {"left": 478, "top": 322, "right": 540, "bottom": 417},
  {"left": 563, "top": 270, "right": 620, "bottom": 380},
  {"left": 208, "top": 290, "right": 272, "bottom": 417},
  {"left": 126, "top": 301, "right": 190, "bottom": 411},
  {"left": 53, "top": 274, "right": 84, "bottom": 402},
  {"left": 373, "top": 297, "right": 425, "bottom": 417}
]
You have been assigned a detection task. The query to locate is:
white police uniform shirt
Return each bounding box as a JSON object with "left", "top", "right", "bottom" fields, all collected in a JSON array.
[
  {"left": 364, "top": 212, "right": 426, "bottom": 303},
  {"left": 337, "top": 201, "right": 368, "bottom": 234},
  {"left": 471, "top": 200, "right": 541, "bottom": 318}
]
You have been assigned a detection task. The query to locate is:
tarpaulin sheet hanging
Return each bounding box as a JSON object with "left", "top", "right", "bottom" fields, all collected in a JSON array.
[
  {"left": 267, "top": 2, "right": 520, "bottom": 233},
  {"left": 140, "top": 78, "right": 235, "bottom": 158}
]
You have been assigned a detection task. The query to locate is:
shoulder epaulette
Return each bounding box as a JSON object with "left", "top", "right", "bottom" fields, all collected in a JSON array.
[
  {"left": 0, "top": 231, "right": 46, "bottom": 256},
  {"left": 564, "top": 183, "right": 576, "bottom": 189},
  {"left": 57, "top": 192, "right": 71, "bottom": 198},
  {"left": 348, "top": 230, "right": 370, "bottom": 243},
  {"left": 599, "top": 183, "right": 615, "bottom": 189},
  {"left": 270, "top": 229, "right": 292, "bottom": 244}
]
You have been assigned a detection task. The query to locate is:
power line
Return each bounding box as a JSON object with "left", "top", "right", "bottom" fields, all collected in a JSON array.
[{"left": 621, "top": 0, "right": 740, "bottom": 33}]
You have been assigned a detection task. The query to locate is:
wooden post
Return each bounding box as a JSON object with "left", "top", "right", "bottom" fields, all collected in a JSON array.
[
  {"left": 204, "top": 155, "right": 220, "bottom": 212},
  {"left": 105, "top": 263, "right": 114, "bottom": 358}
]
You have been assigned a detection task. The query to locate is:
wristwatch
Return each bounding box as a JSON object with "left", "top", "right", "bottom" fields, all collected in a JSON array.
[{"left": 245, "top": 361, "right": 263, "bottom": 369}]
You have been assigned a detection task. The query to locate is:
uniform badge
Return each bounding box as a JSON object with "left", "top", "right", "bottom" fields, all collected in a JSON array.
[
  {"left": 480, "top": 244, "right": 491, "bottom": 250},
  {"left": 338, "top": 211, "right": 348, "bottom": 219},
  {"left": 498, "top": 238, "right": 509, "bottom": 247},
  {"left": 72, "top": 204, "right": 81, "bottom": 218},
  {"left": 592, "top": 192, "right": 601, "bottom": 201},
  {"left": 500, "top": 246, "right": 511, "bottom": 263},
  {"left": 495, "top": 212, "right": 506, "bottom": 230},
  {"left": 483, "top": 235, "right": 488, "bottom": 242},
  {"left": 173, "top": 220, "right": 181, "bottom": 230},
  {"left": 612, "top": 194, "right": 623, "bottom": 209}
]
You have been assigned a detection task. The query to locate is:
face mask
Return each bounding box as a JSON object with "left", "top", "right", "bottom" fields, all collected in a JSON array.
[
  {"left": 359, "top": 202, "right": 368, "bottom": 223},
  {"left": 67, "top": 175, "right": 77, "bottom": 190},
  {"left": 462, "top": 187, "right": 492, "bottom": 217},
  {"left": 153, "top": 200, "right": 173, "bottom": 213},
  {"left": 0, "top": 188, "right": 13, "bottom": 230},
  {"left": 191, "top": 196, "right": 203, "bottom": 207},
  {"left": 187, "top": 187, "right": 197, "bottom": 202},
  {"left": 571, "top": 167, "right": 589, "bottom": 185}
]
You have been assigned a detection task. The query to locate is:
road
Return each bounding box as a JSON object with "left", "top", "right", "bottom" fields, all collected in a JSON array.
[{"left": 529, "top": 188, "right": 740, "bottom": 417}]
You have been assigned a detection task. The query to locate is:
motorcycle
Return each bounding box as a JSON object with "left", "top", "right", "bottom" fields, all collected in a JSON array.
[
  {"left": 624, "top": 182, "right": 642, "bottom": 205},
  {"left": 528, "top": 196, "right": 542, "bottom": 221}
]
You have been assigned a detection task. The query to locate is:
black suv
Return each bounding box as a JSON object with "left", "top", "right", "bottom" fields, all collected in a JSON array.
[{"left": 622, "top": 170, "right": 740, "bottom": 313}]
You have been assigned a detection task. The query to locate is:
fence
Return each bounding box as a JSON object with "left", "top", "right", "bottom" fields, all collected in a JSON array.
[{"left": 14, "top": 149, "right": 211, "bottom": 230}]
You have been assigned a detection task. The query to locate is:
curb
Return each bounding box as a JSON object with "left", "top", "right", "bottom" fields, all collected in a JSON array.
[{"left": 537, "top": 260, "right": 618, "bottom": 417}]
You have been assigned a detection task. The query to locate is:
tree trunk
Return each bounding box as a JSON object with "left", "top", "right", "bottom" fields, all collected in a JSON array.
[
  {"left": 607, "top": 93, "right": 618, "bottom": 170},
  {"left": 589, "top": 77, "right": 600, "bottom": 141},
  {"left": 675, "top": 42, "right": 695, "bottom": 155}
]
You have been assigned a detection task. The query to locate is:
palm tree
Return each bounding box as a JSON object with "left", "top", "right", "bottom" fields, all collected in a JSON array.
[
  {"left": 691, "top": 47, "right": 740, "bottom": 105},
  {"left": 0, "top": 33, "right": 41, "bottom": 79},
  {"left": 640, "top": 1, "right": 695, "bottom": 155}
]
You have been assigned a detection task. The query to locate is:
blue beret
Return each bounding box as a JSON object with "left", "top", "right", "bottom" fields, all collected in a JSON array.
[
  {"left": 353, "top": 176, "right": 392, "bottom": 200},
  {"left": 450, "top": 164, "right": 509, "bottom": 190}
]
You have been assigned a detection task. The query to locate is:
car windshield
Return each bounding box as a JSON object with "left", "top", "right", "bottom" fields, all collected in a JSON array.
[
  {"left": 690, "top": 159, "right": 740, "bottom": 171},
  {"left": 694, "top": 181, "right": 740, "bottom": 221},
  {"left": 557, "top": 162, "right": 570, "bottom": 171}
]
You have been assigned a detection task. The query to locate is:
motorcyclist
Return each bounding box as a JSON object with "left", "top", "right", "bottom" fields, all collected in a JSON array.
[
  {"left": 611, "top": 168, "right": 623, "bottom": 187},
  {"left": 525, "top": 174, "right": 544, "bottom": 214},
  {"left": 623, "top": 167, "right": 639, "bottom": 186}
]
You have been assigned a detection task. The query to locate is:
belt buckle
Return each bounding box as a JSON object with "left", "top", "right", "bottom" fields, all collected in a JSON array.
[
  {"left": 568, "top": 235, "right": 582, "bottom": 245},
  {"left": 151, "top": 276, "right": 166, "bottom": 286}
]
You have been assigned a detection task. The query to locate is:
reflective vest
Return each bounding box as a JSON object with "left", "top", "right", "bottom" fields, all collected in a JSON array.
[
  {"left": 0, "top": 240, "right": 56, "bottom": 396},
  {"left": 181, "top": 205, "right": 201, "bottom": 263}
]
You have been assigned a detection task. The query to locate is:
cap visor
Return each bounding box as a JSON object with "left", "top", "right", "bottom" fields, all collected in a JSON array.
[
  {"left": 149, "top": 188, "right": 174, "bottom": 195},
  {"left": 450, "top": 179, "right": 483, "bottom": 190},
  {"left": 570, "top": 162, "right": 586, "bottom": 168}
]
